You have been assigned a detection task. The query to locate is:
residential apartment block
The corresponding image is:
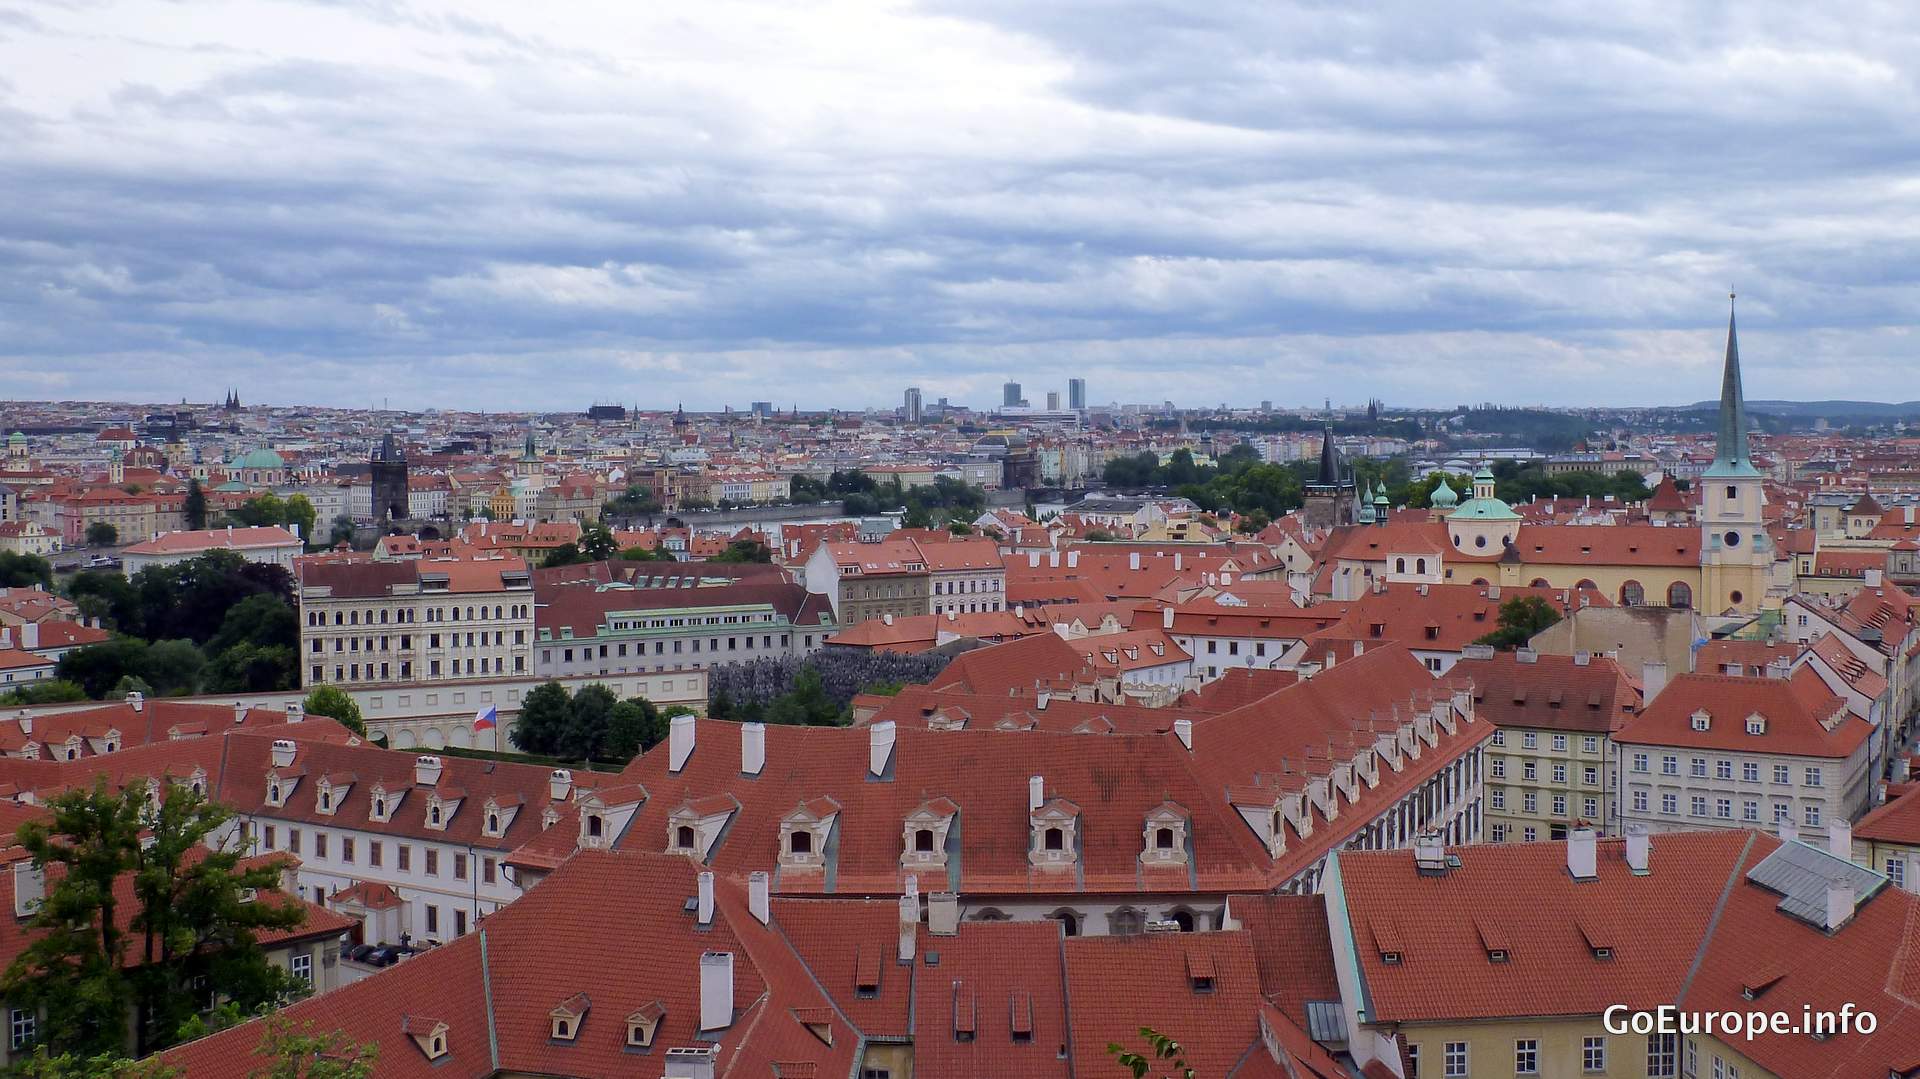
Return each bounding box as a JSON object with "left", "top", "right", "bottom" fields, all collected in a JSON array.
[
  {"left": 298, "top": 556, "right": 535, "bottom": 688},
  {"left": 532, "top": 572, "right": 835, "bottom": 678}
]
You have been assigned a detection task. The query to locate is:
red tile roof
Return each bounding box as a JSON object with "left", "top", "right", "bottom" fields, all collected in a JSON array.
[{"left": 1614, "top": 667, "right": 1872, "bottom": 759}]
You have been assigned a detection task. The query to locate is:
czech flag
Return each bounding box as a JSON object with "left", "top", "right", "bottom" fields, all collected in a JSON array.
[{"left": 473, "top": 705, "right": 498, "bottom": 731}]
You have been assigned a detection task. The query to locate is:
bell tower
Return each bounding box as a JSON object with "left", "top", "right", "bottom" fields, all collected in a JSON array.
[{"left": 1699, "top": 294, "right": 1770, "bottom": 615}]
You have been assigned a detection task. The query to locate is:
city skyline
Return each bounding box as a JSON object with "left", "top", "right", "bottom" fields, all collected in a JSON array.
[{"left": 4, "top": 3, "right": 1920, "bottom": 410}]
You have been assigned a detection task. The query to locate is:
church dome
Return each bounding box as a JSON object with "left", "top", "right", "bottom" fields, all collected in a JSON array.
[
  {"left": 1430, "top": 479, "right": 1459, "bottom": 507},
  {"left": 231, "top": 447, "right": 285, "bottom": 470}
]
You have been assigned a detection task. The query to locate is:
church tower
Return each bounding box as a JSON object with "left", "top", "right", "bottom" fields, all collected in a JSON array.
[
  {"left": 1301, "top": 424, "right": 1355, "bottom": 529},
  {"left": 1698, "top": 295, "right": 1771, "bottom": 616}
]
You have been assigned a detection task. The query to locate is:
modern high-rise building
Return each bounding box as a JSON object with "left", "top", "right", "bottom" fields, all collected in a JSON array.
[
  {"left": 1046, "top": 391, "right": 1060, "bottom": 410},
  {"left": 1002, "top": 381, "right": 1023, "bottom": 408},
  {"left": 903, "top": 387, "right": 923, "bottom": 424},
  {"left": 1068, "top": 378, "right": 1086, "bottom": 410}
]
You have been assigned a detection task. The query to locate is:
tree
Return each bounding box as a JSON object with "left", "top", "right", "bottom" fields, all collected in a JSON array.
[
  {"left": 602, "top": 485, "right": 662, "bottom": 519},
  {"left": 85, "top": 522, "right": 119, "bottom": 548},
  {"left": 603, "top": 699, "right": 673, "bottom": 763},
  {"left": 619, "top": 545, "right": 671, "bottom": 562},
  {"left": 58, "top": 639, "right": 206, "bottom": 700},
  {"left": 1474, "top": 596, "right": 1563, "bottom": 651},
  {"left": 325, "top": 516, "right": 355, "bottom": 549},
  {"left": 66, "top": 571, "right": 138, "bottom": 630},
  {"left": 8, "top": 1049, "right": 176, "bottom": 1078},
  {"left": 557, "top": 683, "right": 618, "bottom": 761},
  {"left": 125, "top": 786, "right": 305, "bottom": 1053},
  {"left": 228, "top": 494, "right": 287, "bottom": 529},
  {"left": 183, "top": 480, "right": 207, "bottom": 531},
  {"left": 0, "top": 551, "right": 54, "bottom": 589},
  {"left": 301, "top": 686, "right": 366, "bottom": 737},
  {"left": 577, "top": 522, "right": 619, "bottom": 562},
  {"left": 540, "top": 543, "right": 583, "bottom": 569},
  {"left": 1084, "top": 529, "right": 1119, "bottom": 542},
  {"left": 511, "top": 681, "right": 573, "bottom": 755},
  {"left": 1108, "top": 1027, "right": 1196, "bottom": 1079},
  {"left": 709, "top": 539, "right": 772, "bottom": 564},
  {"left": 281, "top": 495, "right": 317, "bottom": 548},
  {"left": 948, "top": 520, "right": 973, "bottom": 535},
  {"left": 245, "top": 1015, "right": 378, "bottom": 1079},
  {"left": 0, "top": 679, "right": 88, "bottom": 706},
  {"left": 788, "top": 475, "right": 828, "bottom": 504},
  {"left": 203, "top": 643, "right": 295, "bottom": 694}
]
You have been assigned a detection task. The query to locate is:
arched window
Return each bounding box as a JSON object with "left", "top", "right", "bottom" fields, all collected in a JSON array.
[
  {"left": 486, "top": 812, "right": 500, "bottom": 833},
  {"left": 1043, "top": 827, "right": 1064, "bottom": 851},
  {"left": 1170, "top": 909, "right": 1196, "bottom": 932},
  {"left": 1053, "top": 910, "right": 1080, "bottom": 937},
  {"left": 1271, "top": 811, "right": 1283, "bottom": 838},
  {"left": 1620, "top": 581, "right": 1644, "bottom": 606},
  {"left": 1667, "top": 582, "right": 1692, "bottom": 609},
  {"left": 676, "top": 825, "right": 695, "bottom": 849},
  {"left": 790, "top": 830, "right": 812, "bottom": 854},
  {"left": 1155, "top": 827, "right": 1175, "bottom": 850},
  {"left": 914, "top": 828, "right": 935, "bottom": 852},
  {"left": 586, "top": 814, "right": 603, "bottom": 838},
  {"left": 1109, "top": 907, "right": 1145, "bottom": 935},
  {"left": 1530, "top": 578, "right": 1550, "bottom": 588},
  {"left": 1576, "top": 579, "right": 1598, "bottom": 592},
  {"left": 1416, "top": 558, "right": 1427, "bottom": 574},
  {"left": 1395, "top": 558, "right": 1406, "bottom": 573}
]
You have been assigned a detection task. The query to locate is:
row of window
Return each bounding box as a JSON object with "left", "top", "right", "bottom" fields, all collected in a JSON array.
[
  {"left": 1410, "top": 1033, "right": 1675, "bottom": 1077},
  {"left": 1490, "top": 730, "right": 1602, "bottom": 753},
  {"left": 316, "top": 653, "right": 525, "bottom": 683},
  {"left": 313, "top": 630, "right": 526, "bottom": 652},
  {"left": 308, "top": 604, "right": 530, "bottom": 627},
  {"left": 545, "top": 633, "right": 799, "bottom": 664},
  {"left": 1634, "top": 754, "right": 1824, "bottom": 787},
  {"left": 1488, "top": 788, "right": 1600, "bottom": 820},
  {"left": 1630, "top": 790, "right": 1823, "bottom": 826},
  {"left": 931, "top": 578, "right": 1002, "bottom": 595},
  {"left": 256, "top": 824, "right": 500, "bottom": 885},
  {"left": 1490, "top": 758, "right": 1601, "bottom": 786}
]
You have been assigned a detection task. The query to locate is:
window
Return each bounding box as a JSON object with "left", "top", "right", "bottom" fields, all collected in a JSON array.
[
  {"left": 425, "top": 849, "right": 439, "bottom": 876},
  {"left": 1804, "top": 767, "right": 1823, "bottom": 787},
  {"left": 1685, "top": 1038, "right": 1697, "bottom": 1076},
  {"left": 1043, "top": 828, "right": 1064, "bottom": 851},
  {"left": 1743, "top": 762, "right": 1760, "bottom": 782},
  {"left": 1444, "top": 1042, "right": 1468, "bottom": 1077},
  {"left": 1492, "top": 730, "right": 1506, "bottom": 747},
  {"left": 1690, "top": 757, "right": 1707, "bottom": 778},
  {"left": 426, "top": 906, "right": 439, "bottom": 934},
  {"left": 1552, "top": 734, "right": 1567, "bottom": 752},
  {"left": 1552, "top": 795, "right": 1566, "bottom": 816},
  {"left": 370, "top": 840, "right": 383, "bottom": 867},
  {"left": 1491, "top": 824, "right": 1507, "bottom": 842},
  {"left": 1583, "top": 766, "right": 1598, "bottom": 786},
  {"left": 1743, "top": 800, "right": 1759, "bottom": 822},
  {"left": 398, "top": 844, "right": 412, "bottom": 872},
  {"left": 290, "top": 952, "right": 313, "bottom": 984},
  {"left": 453, "top": 853, "right": 468, "bottom": 881},
  {"left": 1522, "top": 732, "right": 1538, "bottom": 749},
  {"left": 1634, "top": 790, "right": 1649, "bottom": 812},
  {"left": 1583, "top": 1036, "right": 1606, "bottom": 1072},
  {"left": 1773, "top": 765, "right": 1790, "bottom": 785},
  {"left": 1889, "top": 857, "right": 1907, "bottom": 889},
  {"left": 1523, "top": 761, "right": 1537, "bottom": 781},
  {"left": 1523, "top": 792, "right": 1538, "bottom": 813},
  {"left": 1583, "top": 736, "right": 1600, "bottom": 753},
  {"left": 1633, "top": 753, "right": 1649, "bottom": 773},
  {"left": 1662, "top": 755, "right": 1678, "bottom": 776},
  {"left": 1516, "top": 1039, "right": 1539, "bottom": 1074},
  {"left": 1716, "top": 760, "right": 1733, "bottom": 780},
  {"left": 676, "top": 825, "right": 695, "bottom": 850},
  {"left": 483, "top": 857, "right": 496, "bottom": 885},
  {"left": 1690, "top": 796, "right": 1708, "bottom": 817},
  {"left": 1647, "top": 1032, "right": 1677, "bottom": 1077},
  {"left": 1407, "top": 1044, "right": 1420, "bottom": 1078},
  {"left": 1552, "top": 763, "right": 1567, "bottom": 784},
  {"left": 1661, "top": 794, "right": 1678, "bottom": 815},
  {"left": 791, "top": 830, "right": 813, "bottom": 855},
  {"left": 1805, "top": 804, "right": 1822, "bottom": 827},
  {"left": 1492, "top": 758, "right": 1506, "bottom": 779},
  {"left": 1584, "top": 797, "right": 1598, "bottom": 818},
  {"left": 9, "top": 1008, "right": 33, "bottom": 1051}
]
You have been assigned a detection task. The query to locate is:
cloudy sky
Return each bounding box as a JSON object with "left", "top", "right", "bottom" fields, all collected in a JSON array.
[{"left": 3, "top": 1, "right": 1918, "bottom": 412}]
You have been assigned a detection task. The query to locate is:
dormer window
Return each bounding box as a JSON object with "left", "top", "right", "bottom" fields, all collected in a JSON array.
[
  {"left": 1746, "top": 714, "right": 1767, "bottom": 735},
  {"left": 626, "top": 1003, "right": 664, "bottom": 1048},
  {"left": 548, "top": 993, "right": 589, "bottom": 1042},
  {"left": 318, "top": 788, "right": 333, "bottom": 813},
  {"left": 790, "top": 830, "right": 813, "bottom": 855},
  {"left": 1690, "top": 710, "right": 1711, "bottom": 732},
  {"left": 1488, "top": 948, "right": 1510, "bottom": 964},
  {"left": 267, "top": 782, "right": 283, "bottom": 807},
  {"left": 1382, "top": 950, "right": 1403, "bottom": 965},
  {"left": 374, "top": 796, "right": 387, "bottom": 819},
  {"left": 552, "top": 1016, "right": 575, "bottom": 1040},
  {"left": 676, "top": 825, "right": 695, "bottom": 849},
  {"left": 429, "top": 1034, "right": 446, "bottom": 1058},
  {"left": 914, "top": 828, "right": 935, "bottom": 852},
  {"left": 587, "top": 814, "right": 604, "bottom": 838},
  {"left": 1155, "top": 827, "right": 1174, "bottom": 849},
  {"left": 1043, "top": 828, "right": 1063, "bottom": 851}
]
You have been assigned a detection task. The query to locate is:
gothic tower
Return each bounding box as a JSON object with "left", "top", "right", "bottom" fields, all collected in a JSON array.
[
  {"left": 1302, "top": 424, "right": 1356, "bottom": 529},
  {"left": 1698, "top": 295, "right": 1771, "bottom": 616},
  {"left": 370, "top": 432, "right": 410, "bottom": 522}
]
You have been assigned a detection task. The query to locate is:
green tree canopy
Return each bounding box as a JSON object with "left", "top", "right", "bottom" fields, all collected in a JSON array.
[
  {"left": 85, "top": 522, "right": 119, "bottom": 548},
  {"left": 511, "top": 681, "right": 573, "bottom": 756},
  {"left": 183, "top": 480, "right": 207, "bottom": 531},
  {"left": 301, "top": 686, "right": 366, "bottom": 737},
  {"left": 710, "top": 539, "right": 773, "bottom": 564},
  {"left": 1474, "top": 596, "right": 1564, "bottom": 651},
  {"left": 0, "top": 551, "right": 53, "bottom": 589}
]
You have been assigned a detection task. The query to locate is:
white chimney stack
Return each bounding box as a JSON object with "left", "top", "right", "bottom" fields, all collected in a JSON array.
[
  {"left": 740, "top": 722, "right": 766, "bottom": 775},
  {"left": 18, "top": 623, "right": 36, "bottom": 651},
  {"left": 927, "top": 892, "right": 959, "bottom": 936},
  {"left": 1828, "top": 820, "right": 1854, "bottom": 861},
  {"left": 548, "top": 769, "right": 573, "bottom": 802},
  {"left": 1625, "top": 824, "right": 1651, "bottom": 874},
  {"left": 1028, "top": 775, "right": 1044, "bottom": 812},
  {"left": 1642, "top": 661, "right": 1668, "bottom": 702},
  {"left": 748, "top": 871, "right": 770, "bottom": 925},
  {"left": 697, "top": 870, "right": 715, "bottom": 925},
  {"left": 869, "top": 720, "right": 896, "bottom": 778},
  {"left": 284, "top": 702, "right": 303, "bottom": 724},
  {"left": 1129, "top": 551, "right": 1141, "bottom": 570},
  {"left": 125, "top": 691, "right": 144, "bottom": 713},
  {"left": 1173, "top": 718, "right": 1193, "bottom": 751},
  {"left": 1825, "top": 880, "right": 1855, "bottom": 931},
  {"left": 1413, "top": 832, "right": 1447, "bottom": 871},
  {"left": 1067, "top": 550, "right": 1079, "bottom": 568},
  {"left": 414, "top": 755, "right": 443, "bottom": 786},
  {"left": 1174, "top": 552, "right": 1183, "bottom": 571},
  {"left": 1779, "top": 815, "right": 1799, "bottom": 843},
  {"left": 898, "top": 894, "right": 918, "bottom": 962},
  {"left": 670, "top": 713, "right": 696, "bottom": 772},
  {"left": 270, "top": 739, "right": 296, "bottom": 769},
  {"left": 1567, "top": 827, "right": 1598, "bottom": 880},
  {"left": 699, "top": 952, "right": 734, "bottom": 1031},
  {"left": 1162, "top": 606, "right": 1174, "bottom": 630},
  {"left": 233, "top": 701, "right": 250, "bottom": 725}
]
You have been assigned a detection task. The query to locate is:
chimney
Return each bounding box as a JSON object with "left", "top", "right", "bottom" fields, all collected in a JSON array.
[
  {"left": 670, "top": 713, "right": 696, "bottom": 772},
  {"left": 1573, "top": 651, "right": 1591, "bottom": 667},
  {"left": 882, "top": 613, "right": 893, "bottom": 626},
  {"left": 696, "top": 870, "right": 715, "bottom": 925},
  {"left": 284, "top": 702, "right": 303, "bottom": 724},
  {"left": 1028, "top": 775, "right": 1044, "bottom": 812},
  {"left": 1625, "top": 824, "right": 1651, "bottom": 874},
  {"left": 747, "top": 871, "right": 770, "bottom": 925},
  {"left": 0, "top": 628, "right": 9, "bottom": 649},
  {"left": 1779, "top": 815, "right": 1799, "bottom": 843},
  {"left": 548, "top": 768, "right": 573, "bottom": 802},
  {"left": 414, "top": 755, "right": 443, "bottom": 786},
  {"left": 898, "top": 894, "right": 919, "bottom": 962},
  {"left": 12, "top": 863, "right": 45, "bottom": 918},
  {"left": 1766, "top": 657, "right": 1791, "bottom": 680},
  {"left": 233, "top": 701, "right": 250, "bottom": 725},
  {"left": 1028, "top": 551, "right": 1041, "bottom": 568},
  {"left": 1013, "top": 604, "right": 1024, "bottom": 619},
  {"left": 927, "top": 892, "right": 960, "bottom": 936},
  {"left": 125, "top": 691, "right": 144, "bottom": 713},
  {"left": 1173, "top": 552, "right": 1183, "bottom": 571},
  {"left": 699, "top": 952, "right": 734, "bottom": 1031},
  {"left": 1866, "top": 568, "right": 1884, "bottom": 588},
  {"left": 1567, "top": 827, "right": 1598, "bottom": 880},
  {"left": 1067, "top": 550, "right": 1079, "bottom": 568},
  {"left": 869, "top": 720, "right": 896, "bottom": 778},
  {"left": 1129, "top": 551, "right": 1141, "bottom": 570},
  {"left": 740, "top": 722, "right": 766, "bottom": 775},
  {"left": 17, "top": 622, "right": 36, "bottom": 651},
  {"left": 1515, "top": 647, "right": 1537, "bottom": 664},
  {"left": 1173, "top": 717, "right": 1193, "bottom": 751},
  {"left": 1824, "top": 880, "right": 1856, "bottom": 931},
  {"left": 1162, "top": 605, "right": 1176, "bottom": 630},
  {"left": 1828, "top": 820, "right": 1854, "bottom": 861},
  {"left": 1642, "top": 661, "right": 1668, "bottom": 702},
  {"left": 270, "top": 739, "right": 296, "bottom": 769}
]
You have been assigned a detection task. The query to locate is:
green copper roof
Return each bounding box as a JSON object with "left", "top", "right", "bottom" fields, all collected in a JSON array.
[
  {"left": 1450, "top": 498, "right": 1521, "bottom": 521},
  {"left": 1430, "top": 479, "right": 1458, "bottom": 507},
  {"left": 230, "top": 447, "right": 284, "bottom": 470},
  {"left": 1704, "top": 295, "right": 1761, "bottom": 479}
]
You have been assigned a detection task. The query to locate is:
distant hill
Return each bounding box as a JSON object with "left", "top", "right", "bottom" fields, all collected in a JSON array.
[{"left": 1678, "top": 399, "right": 1920, "bottom": 419}]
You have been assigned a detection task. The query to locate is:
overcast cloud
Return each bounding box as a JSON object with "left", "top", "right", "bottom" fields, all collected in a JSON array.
[{"left": 2, "top": 0, "right": 1918, "bottom": 411}]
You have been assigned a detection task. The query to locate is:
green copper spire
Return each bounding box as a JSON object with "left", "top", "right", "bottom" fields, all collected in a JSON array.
[{"left": 1704, "top": 292, "right": 1760, "bottom": 479}]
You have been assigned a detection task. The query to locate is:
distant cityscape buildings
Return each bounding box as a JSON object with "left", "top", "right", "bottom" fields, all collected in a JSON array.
[
  {"left": 903, "top": 386, "right": 923, "bottom": 424},
  {"left": 1001, "top": 380, "right": 1024, "bottom": 408},
  {"left": 1069, "top": 377, "right": 1087, "bottom": 411}
]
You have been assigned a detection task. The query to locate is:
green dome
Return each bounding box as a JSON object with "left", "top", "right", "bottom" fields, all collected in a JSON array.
[
  {"left": 1473, "top": 465, "right": 1495, "bottom": 481},
  {"left": 1430, "top": 479, "right": 1459, "bottom": 507},
  {"left": 230, "top": 447, "right": 285, "bottom": 470},
  {"left": 7, "top": 432, "right": 23, "bottom": 446}
]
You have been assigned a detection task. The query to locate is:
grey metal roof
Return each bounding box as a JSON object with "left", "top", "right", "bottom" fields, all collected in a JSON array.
[
  {"left": 1304, "top": 1000, "right": 1347, "bottom": 1043},
  {"left": 1745, "top": 839, "right": 1886, "bottom": 928}
]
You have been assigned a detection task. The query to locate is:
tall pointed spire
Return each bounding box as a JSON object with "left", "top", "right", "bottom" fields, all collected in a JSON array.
[
  {"left": 1316, "top": 422, "right": 1338, "bottom": 485},
  {"left": 1705, "top": 292, "right": 1759, "bottom": 478}
]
